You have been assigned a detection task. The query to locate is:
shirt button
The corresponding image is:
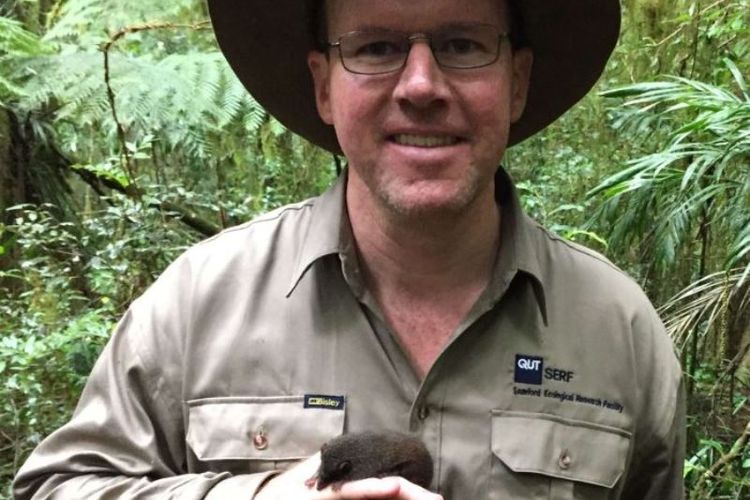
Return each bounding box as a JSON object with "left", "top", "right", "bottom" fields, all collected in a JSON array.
[
  {"left": 252, "top": 428, "right": 268, "bottom": 450},
  {"left": 558, "top": 450, "right": 572, "bottom": 469},
  {"left": 417, "top": 406, "right": 430, "bottom": 421}
]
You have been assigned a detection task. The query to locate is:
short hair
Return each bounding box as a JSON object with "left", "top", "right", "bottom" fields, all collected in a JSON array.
[{"left": 307, "top": 0, "right": 527, "bottom": 51}]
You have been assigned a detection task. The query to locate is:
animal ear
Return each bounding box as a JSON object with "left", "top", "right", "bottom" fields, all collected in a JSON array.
[
  {"left": 385, "top": 461, "right": 410, "bottom": 477},
  {"left": 337, "top": 460, "right": 352, "bottom": 475}
]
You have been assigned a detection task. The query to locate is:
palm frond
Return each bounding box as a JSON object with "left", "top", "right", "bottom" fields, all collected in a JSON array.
[
  {"left": 590, "top": 59, "right": 750, "bottom": 274},
  {"left": 660, "top": 268, "right": 748, "bottom": 350},
  {"left": 727, "top": 219, "right": 750, "bottom": 288}
]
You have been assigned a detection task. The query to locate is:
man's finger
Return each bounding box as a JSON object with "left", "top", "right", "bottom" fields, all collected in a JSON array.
[
  {"left": 330, "top": 477, "right": 401, "bottom": 498},
  {"left": 334, "top": 477, "right": 443, "bottom": 500},
  {"left": 387, "top": 477, "right": 444, "bottom": 500}
]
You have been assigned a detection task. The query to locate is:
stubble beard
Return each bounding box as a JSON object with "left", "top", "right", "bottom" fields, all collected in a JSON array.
[{"left": 369, "top": 164, "right": 489, "bottom": 222}]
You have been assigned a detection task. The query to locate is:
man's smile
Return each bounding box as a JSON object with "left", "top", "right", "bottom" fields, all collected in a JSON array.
[{"left": 390, "top": 134, "right": 463, "bottom": 148}]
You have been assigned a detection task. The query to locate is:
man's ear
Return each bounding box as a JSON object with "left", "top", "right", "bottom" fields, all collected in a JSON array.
[
  {"left": 307, "top": 51, "right": 334, "bottom": 125},
  {"left": 509, "top": 47, "right": 534, "bottom": 124}
]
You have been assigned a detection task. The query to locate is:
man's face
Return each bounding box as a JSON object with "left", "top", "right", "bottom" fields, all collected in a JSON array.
[{"left": 308, "top": 0, "right": 533, "bottom": 217}]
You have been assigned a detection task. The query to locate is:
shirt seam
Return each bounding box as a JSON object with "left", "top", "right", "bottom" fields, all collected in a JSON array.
[
  {"left": 195, "top": 200, "right": 317, "bottom": 246},
  {"left": 533, "top": 223, "right": 635, "bottom": 280}
]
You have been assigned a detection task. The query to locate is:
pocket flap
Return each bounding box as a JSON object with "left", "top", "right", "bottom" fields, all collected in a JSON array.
[
  {"left": 491, "top": 410, "right": 631, "bottom": 488},
  {"left": 186, "top": 396, "right": 345, "bottom": 461}
]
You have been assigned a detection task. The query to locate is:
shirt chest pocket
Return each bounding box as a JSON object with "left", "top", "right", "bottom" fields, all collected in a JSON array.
[
  {"left": 490, "top": 411, "right": 631, "bottom": 500},
  {"left": 186, "top": 396, "right": 345, "bottom": 475}
]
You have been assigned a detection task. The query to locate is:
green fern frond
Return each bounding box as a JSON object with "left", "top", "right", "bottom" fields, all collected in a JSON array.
[
  {"left": 44, "top": 0, "right": 203, "bottom": 45},
  {"left": 243, "top": 94, "right": 268, "bottom": 135},
  {"left": 0, "top": 16, "right": 55, "bottom": 101},
  {"left": 0, "top": 16, "right": 51, "bottom": 56}
]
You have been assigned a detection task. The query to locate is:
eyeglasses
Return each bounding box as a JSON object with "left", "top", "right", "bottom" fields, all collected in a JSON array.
[{"left": 326, "top": 23, "right": 508, "bottom": 75}]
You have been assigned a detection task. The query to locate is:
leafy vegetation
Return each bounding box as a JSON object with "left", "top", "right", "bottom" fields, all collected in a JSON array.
[{"left": 1, "top": 0, "right": 748, "bottom": 497}]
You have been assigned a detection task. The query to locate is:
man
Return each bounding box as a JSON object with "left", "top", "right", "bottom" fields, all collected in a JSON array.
[{"left": 14, "top": 0, "right": 685, "bottom": 498}]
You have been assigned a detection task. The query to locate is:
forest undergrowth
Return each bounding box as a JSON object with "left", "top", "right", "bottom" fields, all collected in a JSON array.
[{"left": 1, "top": 0, "right": 748, "bottom": 497}]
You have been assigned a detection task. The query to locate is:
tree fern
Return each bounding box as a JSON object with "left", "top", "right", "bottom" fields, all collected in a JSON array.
[
  {"left": 44, "top": 0, "right": 202, "bottom": 45},
  {"left": 0, "top": 17, "right": 49, "bottom": 55},
  {"left": 0, "top": 16, "right": 51, "bottom": 102},
  {"left": 15, "top": 48, "right": 268, "bottom": 161},
  {"left": 6, "top": 0, "right": 334, "bottom": 234}
]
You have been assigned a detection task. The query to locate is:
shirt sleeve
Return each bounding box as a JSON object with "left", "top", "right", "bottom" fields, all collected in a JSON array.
[
  {"left": 12, "top": 285, "right": 277, "bottom": 500},
  {"left": 621, "top": 379, "right": 686, "bottom": 499},
  {"left": 620, "top": 303, "right": 686, "bottom": 499}
]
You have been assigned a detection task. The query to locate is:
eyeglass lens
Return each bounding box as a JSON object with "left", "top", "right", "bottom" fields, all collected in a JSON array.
[{"left": 336, "top": 24, "right": 504, "bottom": 74}]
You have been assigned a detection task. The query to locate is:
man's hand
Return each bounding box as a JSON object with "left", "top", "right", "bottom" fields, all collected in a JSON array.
[{"left": 254, "top": 453, "right": 443, "bottom": 500}]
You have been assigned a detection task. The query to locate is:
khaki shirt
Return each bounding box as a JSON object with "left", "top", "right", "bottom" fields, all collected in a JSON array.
[{"left": 14, "top": 169, "right": 684, "bottom": 499}]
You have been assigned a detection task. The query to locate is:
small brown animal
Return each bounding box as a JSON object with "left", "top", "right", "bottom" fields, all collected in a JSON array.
[{"left": 306, "top": 431, "right": 434, "bottom": 491}]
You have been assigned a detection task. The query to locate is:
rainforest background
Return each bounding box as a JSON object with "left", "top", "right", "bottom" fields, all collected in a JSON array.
[{"left": 0, "top": 0, "right": 749, "bottom": 497}]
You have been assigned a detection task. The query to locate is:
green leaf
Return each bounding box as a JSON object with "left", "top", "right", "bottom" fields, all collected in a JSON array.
[{"left": 723, "top": 58, "right": 749, "bottom": 100}]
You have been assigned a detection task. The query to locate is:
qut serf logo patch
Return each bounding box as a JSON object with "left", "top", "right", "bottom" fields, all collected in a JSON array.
[{"left": 515, "top": 354, "right": 543, "bottom": 385}]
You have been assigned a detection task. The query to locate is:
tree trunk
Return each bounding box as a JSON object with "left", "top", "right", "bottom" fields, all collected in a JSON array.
[
  {"left": 0, "top": 108, "right": 15, "bottom": 216},
  {"left": 710, "top": 279, "right": 750, "bottom": 433},
  {"left": 1, "top": 108, "right": 27, "bottom": 215},
  {"left": 727, "top": 280, "right": 750, "bottom": 375},
  {"left": 0, "top": 109, "right": 25, "bottom": 289},
  {"left": 12, "top": 0, "right": 57, "bottom": 34}
]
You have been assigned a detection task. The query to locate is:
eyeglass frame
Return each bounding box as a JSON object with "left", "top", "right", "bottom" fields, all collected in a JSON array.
[{"left": 324, "top": 23, "right": 511, "bottom": 75}]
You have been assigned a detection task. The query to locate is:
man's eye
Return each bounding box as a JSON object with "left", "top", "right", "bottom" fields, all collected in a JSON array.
[
  {"left": 356, "top": 41, "right": 401, "bottom": 57},
  {"left": 441, "top": 38, "right": 483, "bottom": 54}
]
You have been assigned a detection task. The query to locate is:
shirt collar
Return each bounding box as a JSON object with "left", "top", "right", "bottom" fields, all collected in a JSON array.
[
  {"left": 286, "top": 172, "right": 350, "bottom": 297},
  {"left": 490, "top": 167, "right": 548, "bottom": 325},
  {"left": 286, "top": 167, "right": 548, "bottom": 324}
]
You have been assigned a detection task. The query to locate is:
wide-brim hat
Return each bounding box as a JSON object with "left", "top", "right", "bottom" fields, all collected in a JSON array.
[{"left": 207, "top": 0, "right": 621, "bottom": 154}]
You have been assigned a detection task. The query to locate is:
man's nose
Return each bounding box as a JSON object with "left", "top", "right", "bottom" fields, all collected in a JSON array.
[{"left": 393, "top": 41, "right": 450, "bottom": 108}]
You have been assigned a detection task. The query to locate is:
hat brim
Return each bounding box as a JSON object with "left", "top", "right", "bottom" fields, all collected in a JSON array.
[{"left": 208, "top": 0, "right": 621, "bottom": 154}]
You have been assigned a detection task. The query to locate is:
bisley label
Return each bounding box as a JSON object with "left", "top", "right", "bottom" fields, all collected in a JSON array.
[{"left": 304, "top": 394, "right": 345, "bottom": 410}]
